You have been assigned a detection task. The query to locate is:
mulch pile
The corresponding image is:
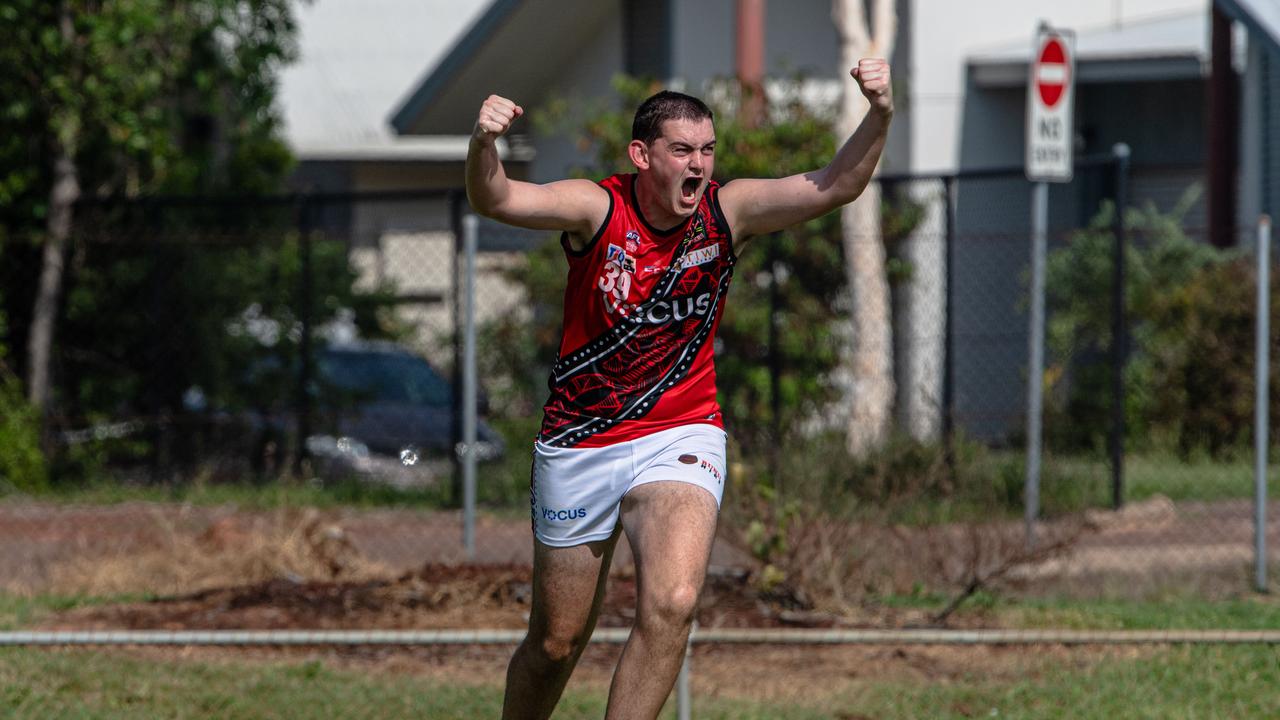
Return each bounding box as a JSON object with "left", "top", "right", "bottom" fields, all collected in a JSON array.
[{"left": 42, "top": 563, "right": 847, "bottom": 632}]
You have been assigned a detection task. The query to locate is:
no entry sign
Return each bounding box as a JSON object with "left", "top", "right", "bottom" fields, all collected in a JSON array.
[{"left": 1026, "top": 25, "right": 1075, "bottom": 182}]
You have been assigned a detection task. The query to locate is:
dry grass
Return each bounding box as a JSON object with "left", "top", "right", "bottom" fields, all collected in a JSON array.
[{"left": 26, "top": 507, "right": 394, "bottom": 598}]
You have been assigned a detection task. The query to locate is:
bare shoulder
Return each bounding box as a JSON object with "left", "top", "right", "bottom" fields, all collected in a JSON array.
[
  {"left": 548, "top": 178, "right": 611, "bottom": 251},
  {"left": 717, "top": 172, "right": 830, "bottom": 242},
  {"left": 716, "top": 177, "right": 778, "bottom": 241},
  {"left": 548, "top": 177, "right": 611, "bottom": 211}
]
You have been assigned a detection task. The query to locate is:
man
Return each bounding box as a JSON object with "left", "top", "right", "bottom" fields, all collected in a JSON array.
[{"left": 466, "top": 58, "right": 892, "bottom": 720}]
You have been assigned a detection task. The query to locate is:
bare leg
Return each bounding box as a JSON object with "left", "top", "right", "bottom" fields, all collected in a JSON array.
[
  {"left": 605, "top": 481, "right": 719, "bottom": 720},
  {"left": 502, "top": 528, "right": 620, "bottom": 720}
]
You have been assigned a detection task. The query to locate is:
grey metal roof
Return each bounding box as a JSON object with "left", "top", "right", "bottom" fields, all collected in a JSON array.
[
  {"left": 1218, "top": 0, "right": 1280, "bottom": 52},
  {"left": 277, "top": 0, "right": 490, "bottom": 160},
  {"left": 390, "top": 0, "right": 615, "bottom": 136},
  {"left": 968, "top": 11, "right": 1208, "bottom": 87}
]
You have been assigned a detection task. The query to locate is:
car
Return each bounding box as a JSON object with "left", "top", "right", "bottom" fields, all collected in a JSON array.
[{"left": 240, "top": 341, "right": 506, "bottom": 488}]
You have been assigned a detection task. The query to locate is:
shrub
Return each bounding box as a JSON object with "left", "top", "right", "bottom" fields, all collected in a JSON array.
[
  {"left": 0, "top": 299, "right": 47, "bottom": 491},
  {"left": 1041, "top": 188, "right": 1274, "bottom": 457}
]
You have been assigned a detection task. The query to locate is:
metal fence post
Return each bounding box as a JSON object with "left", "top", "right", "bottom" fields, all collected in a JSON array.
[
  {"left": 1025, "top": 181, "right": 1048, "bottom": 549},
  {"left": 450, "top": 192, "right": 465, "bottom": 506},
  {"left": 675, "top": 621, "right": 694, "bottom": 720},
  {"left": 768, "top": 232, "right": 782, "bottom": 494},
  {"left": 295, "top": 195, "right": 315, "bottom": 476},
  {"left": 462, "top": 214, "right": 479, "bottom": 560},
  {"left": 1257, "top": 215, "right": 1272, "bottom": 593},
  {"left": 943, "top": 176, "right": 957, "bottom": 464},
  {"left": 1110, "top": 143, "right": 1131, "bottom": 510}
]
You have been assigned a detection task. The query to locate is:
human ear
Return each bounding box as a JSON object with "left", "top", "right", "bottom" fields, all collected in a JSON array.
[{"left": 628, "top": 139, "right": 650, "bottom": 170}]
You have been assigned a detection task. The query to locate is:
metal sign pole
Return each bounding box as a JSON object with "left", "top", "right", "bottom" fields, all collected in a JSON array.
[
  {"left": 1023, "top": 22, "right": 1074, "bottom": 549},
  {"left": 1257, "top": 215, "right": 1272, "bottom": 593},
  {"left": 1026, "top": 181, "right": 1048, "bottom": 548}
]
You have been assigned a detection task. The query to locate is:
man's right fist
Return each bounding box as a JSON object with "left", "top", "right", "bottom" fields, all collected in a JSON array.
[{"left": 474, "top": 94, "right": 523, "bottom": 142}]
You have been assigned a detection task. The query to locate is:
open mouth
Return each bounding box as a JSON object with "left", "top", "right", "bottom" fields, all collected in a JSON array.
[{"left": 680, "top": 176, "right": 701, "bottom": 202}]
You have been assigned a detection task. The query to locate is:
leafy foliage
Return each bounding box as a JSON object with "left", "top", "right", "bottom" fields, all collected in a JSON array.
[
  {"left": 1044, "top": 188, "right": 1278, "bottom": 457},
  {"left": 0, "top": 301, "right": 47, "bottom": 492},
  {"left": 0, "top": 1, "right": 413, "bottom": 482}
]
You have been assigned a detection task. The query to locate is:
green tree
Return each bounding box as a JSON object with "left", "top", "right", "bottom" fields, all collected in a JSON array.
[
  {"left": 1044, "top": 188, "right": 1239, "bottom": 454},
  {"left": 0, "top": 0, "right": 299, "bottom": 422}
]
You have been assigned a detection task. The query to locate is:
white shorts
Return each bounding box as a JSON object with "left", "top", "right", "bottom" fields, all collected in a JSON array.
[{"left": 530, "top": 423, "right": 727, "bottom": 547}]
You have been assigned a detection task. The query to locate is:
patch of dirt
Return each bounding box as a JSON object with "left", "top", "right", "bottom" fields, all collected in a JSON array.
[
  {"left": 7, "top": 495, "right": 1280, "bottom": 635},
  {"left": 42, "top": 563, "right": 895, "bottom": 633}
]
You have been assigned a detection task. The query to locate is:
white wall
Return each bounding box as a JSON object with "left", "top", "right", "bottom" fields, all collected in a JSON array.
[
  {"left": 529, "top": 9, "right": 624, "bottom": 181},
  {"left": 909, "top": 0, "right": 1206, "bottom": 173}
]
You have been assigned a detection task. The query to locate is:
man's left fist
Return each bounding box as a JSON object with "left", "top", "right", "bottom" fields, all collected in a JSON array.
[{"left": 852, "top": 58, "right": 893, "bottom": 116}]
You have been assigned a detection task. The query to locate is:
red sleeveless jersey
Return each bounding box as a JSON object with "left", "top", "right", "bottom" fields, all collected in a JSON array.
[{"left": 537, "top": 173, "right": 737, "bottom": 448}]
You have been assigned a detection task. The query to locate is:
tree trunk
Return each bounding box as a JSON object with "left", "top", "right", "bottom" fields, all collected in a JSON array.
[
  {"left": 26, "top": 141, "right": 79, "bottom": 415},
  {"left": 895, "top": 184, "right": 946, "bottom": 442},
  {"left": 26, "top": 0, "right": 81, "bottom": 418},
  {"left": 834, "top": 0, "right": 896, "bottom": 456}
]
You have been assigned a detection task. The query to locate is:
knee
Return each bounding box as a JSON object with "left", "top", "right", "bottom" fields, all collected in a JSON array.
[
  {"left": 528, "top": 627, "right": 584, "bottom": 667},
  {"left": 642, "top": 583, "right": 700, "bottom": 629}
]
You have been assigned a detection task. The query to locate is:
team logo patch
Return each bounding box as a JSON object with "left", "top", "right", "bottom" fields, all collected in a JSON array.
[
  {"left": 678, "top": 244, "right": 720, "bottom": 270},
  {"left": 699, "top": 458, "right": 723, "bottom": 484},
  {"left": 606, "top": 243, "right": 636, "bottom": 273},
  {"left": 541, "top": 506, "right": 587, "bottom": 522},
  {"left": 678, "top": 454, "right": 698, "bottom": 465}
]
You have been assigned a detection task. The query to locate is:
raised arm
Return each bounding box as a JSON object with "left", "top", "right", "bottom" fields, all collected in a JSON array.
[
  {"left": 718, "top": 58, "right": 893, "bottom": 242},
  {"left": 466, "top": 94, "right": 609, "bottom": 245}
]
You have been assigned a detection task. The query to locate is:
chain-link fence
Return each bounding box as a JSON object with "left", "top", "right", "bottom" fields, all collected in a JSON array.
[{"left": 0, "top": 160, "right": 1275, "bottom": 647}]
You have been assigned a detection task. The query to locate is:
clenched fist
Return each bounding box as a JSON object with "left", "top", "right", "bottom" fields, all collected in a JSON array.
[
  {"left": 473, "top": 94, "right": 523, "bottom": 144},
  {"left": 852, "top": 58, "right": 893, "bottom": 117}
]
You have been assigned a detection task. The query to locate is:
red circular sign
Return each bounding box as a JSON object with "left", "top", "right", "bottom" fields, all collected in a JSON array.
[{"left": 1036, "top": 37, "right": 1068, "bottom": 108}]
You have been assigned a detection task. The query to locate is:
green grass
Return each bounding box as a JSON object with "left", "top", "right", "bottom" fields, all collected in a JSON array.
[
  {"left": 1048, "top": 452, "right": 1270, "bottom": 505},
  {"left": 0, "top": 594, "right": 151, "bottom": 632},
  {"left": 1, "top": 643, "right": 1279, "bottom": 719},
  {"left": 841, "top": 645, "right": 1280, "bottom": 719},
  {"left": 978, "top": 450, "right": 1272, "bottom": 510},
  {"left": 0, "top": 648, "right": 828, "bottom": 719},
  {"left": 5, "top": 590, "right": 1280, "bottom": 718}
]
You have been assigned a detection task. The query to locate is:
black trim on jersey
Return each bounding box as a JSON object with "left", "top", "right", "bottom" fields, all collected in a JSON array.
[
  {"left": 629, "top": 174, "right": 690, "bottom": 237},
  {"left": 561, "top": 183, "right": 616, "bottom": 257},
  {"left": 705, "top": 182, "right": 737, "bottom": 267}
]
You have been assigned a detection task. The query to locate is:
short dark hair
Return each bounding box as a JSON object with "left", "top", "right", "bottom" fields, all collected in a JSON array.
[{"left": 631, "top": 91, "right": 714, "bottom": 145}]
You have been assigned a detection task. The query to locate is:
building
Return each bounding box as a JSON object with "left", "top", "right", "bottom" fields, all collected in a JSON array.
[
  {"left": 277, "top": 0, "right": 535, "bottom": 364},
  {"left": 376, "top": 0, "right": 1277, "bottom": 441}
]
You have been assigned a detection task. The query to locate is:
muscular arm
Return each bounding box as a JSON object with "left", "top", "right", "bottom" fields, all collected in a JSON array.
[
  {"left": 465, "top": 94, "right": 609, "bottom": 246},
  {"left": 718, "top": 58, "right": 893, "bottom": 242}
]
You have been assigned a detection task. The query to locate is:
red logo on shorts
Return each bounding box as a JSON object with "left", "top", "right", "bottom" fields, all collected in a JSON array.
[{"left": 678, "top": 454, "right": 698, "bottom": 465}]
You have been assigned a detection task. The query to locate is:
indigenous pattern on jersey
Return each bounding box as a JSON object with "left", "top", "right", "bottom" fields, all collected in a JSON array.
[{"left": 537, "top": 173, "right": 736, "bottom": 448}]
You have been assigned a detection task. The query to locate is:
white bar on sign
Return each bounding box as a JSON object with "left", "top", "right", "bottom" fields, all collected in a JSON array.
[{"left": 1037, "top": 65, "right": 1067, "bottom": 84}]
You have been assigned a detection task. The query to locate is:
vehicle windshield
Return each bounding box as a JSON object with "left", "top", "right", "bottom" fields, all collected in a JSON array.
[{"left": 317, "top": 351, "right": 451, "bottom": 406}]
